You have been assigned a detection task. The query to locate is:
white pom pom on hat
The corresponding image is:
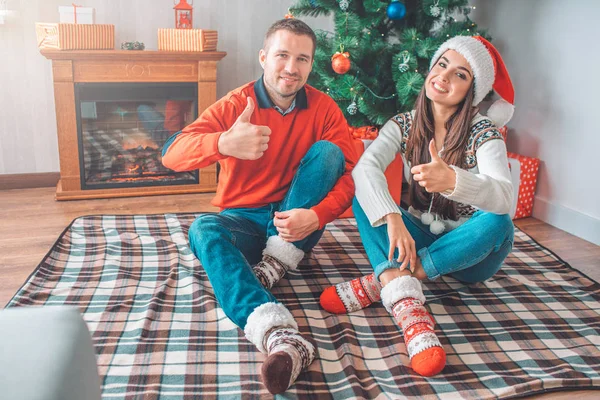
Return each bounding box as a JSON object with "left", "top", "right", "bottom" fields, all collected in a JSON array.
[{"left": 429, "top": 35, "right": 515, "bottom": 127}]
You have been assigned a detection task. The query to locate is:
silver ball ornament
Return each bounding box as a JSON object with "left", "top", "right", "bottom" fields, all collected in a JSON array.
[{"left": 347, "top": 101, "right": 358, "bottom": 115}]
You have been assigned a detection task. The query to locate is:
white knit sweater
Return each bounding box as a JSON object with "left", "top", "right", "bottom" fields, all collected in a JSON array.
[{"left": 353, "top": 111, "right": 513, "bottom": 230}]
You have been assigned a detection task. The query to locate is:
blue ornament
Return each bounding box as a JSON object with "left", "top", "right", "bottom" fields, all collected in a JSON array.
[{"left": 386, "top": 1, "right": 406, "bottom": 20}]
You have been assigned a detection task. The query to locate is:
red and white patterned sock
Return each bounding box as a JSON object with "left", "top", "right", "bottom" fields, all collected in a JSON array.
[
  {"left": 381, "top": 275, "right": 446, "bottom": 376},
  {"left": 320, "top": 273, "right": 381, "bottom": 314},
  {"left": 253, "top": 236, "right": 304, "bottom": 289},
  {"left": 261, "top": 327, "right": 316, "bottom": 394}
]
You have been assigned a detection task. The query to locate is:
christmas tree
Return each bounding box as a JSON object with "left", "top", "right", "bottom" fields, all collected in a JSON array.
[{"left": 289, "top": 0, "right": 489, "bottom": 128}]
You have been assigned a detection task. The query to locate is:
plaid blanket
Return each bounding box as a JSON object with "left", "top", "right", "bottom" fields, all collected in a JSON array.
[{"left": 7, "top": 214, "right": 600, "bottom": 399}]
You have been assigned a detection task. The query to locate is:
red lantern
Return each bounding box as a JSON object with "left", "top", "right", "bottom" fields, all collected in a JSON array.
[{"left": 174, "top": 0, "right": 193, "bottom": 29}]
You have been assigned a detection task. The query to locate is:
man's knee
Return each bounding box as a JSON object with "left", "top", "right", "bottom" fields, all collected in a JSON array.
[
  {"left": 188, "top": 213, "right": 226, "bottom": 249},
  {"left": 307, "top": 140, "right": 345, "bottom": 175}
]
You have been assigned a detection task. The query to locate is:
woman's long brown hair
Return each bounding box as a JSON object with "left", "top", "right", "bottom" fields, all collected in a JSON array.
[{"left": 405, "top": 80, "right": 475, "bottom": 220}]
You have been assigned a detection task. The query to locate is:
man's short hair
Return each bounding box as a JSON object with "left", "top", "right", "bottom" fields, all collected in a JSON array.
[{"left": 263, "top": 18, "right": 317, "bottom": 58}]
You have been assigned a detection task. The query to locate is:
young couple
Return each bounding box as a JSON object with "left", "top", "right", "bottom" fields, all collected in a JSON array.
[{"left": 162, "top": 18, "right": 515, "bottom": 394}]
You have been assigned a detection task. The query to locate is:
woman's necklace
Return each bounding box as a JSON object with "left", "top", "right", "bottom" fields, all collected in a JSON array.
[
  {"left": 419, "top": 142, "right": 446, "bottom": 235},
  {"left": 420, "top": 194, "right": 446, "bottom": 235}
]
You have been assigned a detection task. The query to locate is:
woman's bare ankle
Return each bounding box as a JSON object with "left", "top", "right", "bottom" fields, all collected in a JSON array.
[
  {"left": 379, "top": 259, "right": 428, "bottom": 286},
  {"left": 412, "top": 259, "right": 428, "bottom": 281},
  {"left": 379, "top": 268, "right": 412, "bottom": 286}
]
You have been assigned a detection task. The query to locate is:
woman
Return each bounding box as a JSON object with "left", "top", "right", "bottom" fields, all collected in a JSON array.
[{"left": 320, "top": 36, "right": 516, "bottom": 377}]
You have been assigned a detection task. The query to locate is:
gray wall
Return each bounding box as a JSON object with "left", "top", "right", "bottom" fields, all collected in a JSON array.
[
  {"left": 472, "top": 0, "right": 599, "bottom": 244},
  {"left": 0, "top": 0, "right": 332, "bottom": 174}
]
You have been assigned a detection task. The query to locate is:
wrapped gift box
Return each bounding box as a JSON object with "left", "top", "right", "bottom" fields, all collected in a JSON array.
[
  {"left": 158, "top": 28, "right": 218, "bottom": 52},
  {"left": 36, "top": 23, "right": 114, "bottom": 50},
  {"left": 339, "top": 138, "right": 403, "bottom": 218},
  {"left": 507, "top": 152, "right": 540, "bottom": 219},
  {"left": 59, "top": 5, "right": 95, "bottom": 24}
]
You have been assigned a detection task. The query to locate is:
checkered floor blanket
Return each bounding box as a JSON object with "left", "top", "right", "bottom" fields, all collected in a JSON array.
[{"left": 7, "top": 214, "right": 600, "bottom": 399}]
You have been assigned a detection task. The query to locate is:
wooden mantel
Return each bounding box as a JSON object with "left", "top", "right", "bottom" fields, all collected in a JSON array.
[
  {"left": 41, "top": 49, "right": 226, "bottom": 200},
  {"left": 41, "top": 49, "right": 227, "bottom": 61}
]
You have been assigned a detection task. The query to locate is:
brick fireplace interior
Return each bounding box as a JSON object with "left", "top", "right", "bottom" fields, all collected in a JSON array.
[
  {"left": 41, "top": 49, "right": 226, "bottom": 200},
  {"left": 77, "top": 82, "right": 198, "bottom": 190}
]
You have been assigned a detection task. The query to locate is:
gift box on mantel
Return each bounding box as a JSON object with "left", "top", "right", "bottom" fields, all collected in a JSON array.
[
  {"left": 59, "top": 5, "right": 95, "bottom": 24},
  {"left": 339, "top": 126, "right": 404, "bottom": 218},
  {"left": 158, "top": 28, "right": 218, "bottom": 52},
  {"left": 507, "top": 151, "right": 540, "bottom": 219},
  {"left": 36, "top": 23, "right": 114, "bottom": 50},
  {"left": 36, "top": 5, "right": 113, "bottom": 50}
]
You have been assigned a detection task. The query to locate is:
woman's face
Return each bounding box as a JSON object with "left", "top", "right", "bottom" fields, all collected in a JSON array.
[{"left": 425, "top": 50, "right": 474, "bottom": 108}]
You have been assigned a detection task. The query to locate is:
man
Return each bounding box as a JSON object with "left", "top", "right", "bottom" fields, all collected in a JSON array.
[{"left": 162, "top": 18, "right": 356, "bottom": 394}]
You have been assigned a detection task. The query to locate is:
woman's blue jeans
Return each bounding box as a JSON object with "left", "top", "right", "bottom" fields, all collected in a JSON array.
[
  {"left": 187, "top": 141, "right": 345, "bottom": 329},
  {"left": 352, "top": 198, "right": 514, "bottom": 283}
]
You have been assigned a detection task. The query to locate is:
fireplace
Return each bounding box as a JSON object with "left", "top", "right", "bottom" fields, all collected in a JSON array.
[
  {"left": 40, "top": 49, "right": 226, "bottom": 200},
  {"left": 77, "top": 82, "right": 198, "bottom": 189}
]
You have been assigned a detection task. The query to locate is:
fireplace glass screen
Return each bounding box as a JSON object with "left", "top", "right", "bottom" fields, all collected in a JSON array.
[{"left": 76, "top": 83, "right": 198, "bottom": 189}]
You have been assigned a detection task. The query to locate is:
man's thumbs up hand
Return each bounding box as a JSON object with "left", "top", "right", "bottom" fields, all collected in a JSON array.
[
  {"left": 218, "top": 97, "right": 272, "bottom": 160},
  {"left": 410, "top": 139, "right": 456, "bottom": 193},
  {"left": 236, "top": 96, "right": 255, "bottom": 123}
]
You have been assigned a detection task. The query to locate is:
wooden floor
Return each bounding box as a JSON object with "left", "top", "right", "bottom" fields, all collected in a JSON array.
[{"left": 0, "top": 187, "right": 598, "bottom": 400}]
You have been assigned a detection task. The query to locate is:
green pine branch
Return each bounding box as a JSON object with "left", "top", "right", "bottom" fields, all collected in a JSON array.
[{"left": 290, "top": 0, "right": 484, "bottom": 127}]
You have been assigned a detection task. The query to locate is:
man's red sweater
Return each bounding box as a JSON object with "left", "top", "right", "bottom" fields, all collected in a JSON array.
[{"left": 162, "top": 79, "right": 357, "bottom": 229}]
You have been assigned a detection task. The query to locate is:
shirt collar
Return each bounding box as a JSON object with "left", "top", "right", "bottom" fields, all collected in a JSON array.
[
  {"left": 274, "top": 99, "right": 297, "bottom": 116},
  {"left": 254, "top": 75, "right": 308, "bottom": 112}
]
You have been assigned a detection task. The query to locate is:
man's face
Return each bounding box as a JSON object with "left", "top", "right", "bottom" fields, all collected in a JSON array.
[{"left": 259, "top": 30, "right": 314, "bottom": 105}]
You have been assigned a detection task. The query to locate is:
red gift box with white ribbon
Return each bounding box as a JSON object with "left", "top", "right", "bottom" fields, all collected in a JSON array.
[{"left": 507, "top": 152, "right": 540, "bottom": 219}]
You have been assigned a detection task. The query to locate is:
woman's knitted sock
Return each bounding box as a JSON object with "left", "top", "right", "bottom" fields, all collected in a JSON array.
[
  {"left": 381, "top": 275, "right": 446, "bottom": 376},
  {"left": 320, "top": 273, "right": 381, "bottom": 313}
]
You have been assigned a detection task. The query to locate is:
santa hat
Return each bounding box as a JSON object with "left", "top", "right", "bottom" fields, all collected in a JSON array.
[{"left": 429, "top": 36, "right": 515, "bottom": 126}]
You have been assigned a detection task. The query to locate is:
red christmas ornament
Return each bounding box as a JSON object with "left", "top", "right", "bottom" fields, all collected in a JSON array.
[{"left": 331, "top": 51, "right": 351, "bottom": 74}]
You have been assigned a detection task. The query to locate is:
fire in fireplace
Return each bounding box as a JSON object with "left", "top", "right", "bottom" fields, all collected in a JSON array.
[{"left": 76, "top": 83, "right": 198, "bottom": 189}]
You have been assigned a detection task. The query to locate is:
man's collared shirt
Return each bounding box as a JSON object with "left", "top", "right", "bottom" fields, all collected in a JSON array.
[
  {"left": 254, "top": 75, "right": 307, "bottom": 116},
  {"left": 274, "top": 99, "right": 296, "bottom": 116}
]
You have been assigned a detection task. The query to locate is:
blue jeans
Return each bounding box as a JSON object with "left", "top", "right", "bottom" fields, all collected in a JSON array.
[
  {"left": 353, "top": 198, "right": 514, "bottom": 283},
  {"left": 188, "top": 141, "right": 346, "bottom": 329}
]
